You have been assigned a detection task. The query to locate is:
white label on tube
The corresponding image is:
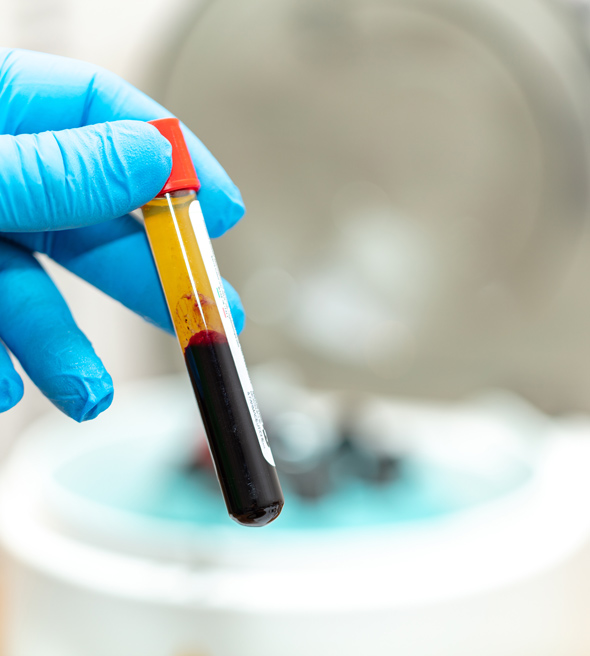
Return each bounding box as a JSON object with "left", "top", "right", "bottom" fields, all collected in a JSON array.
[{"left": 188, "top": 200, "right": 276, "bottom": 467}]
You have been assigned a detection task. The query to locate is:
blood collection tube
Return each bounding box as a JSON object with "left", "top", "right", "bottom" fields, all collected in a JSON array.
[{"left": 142, "top": 118, "right": 284, "bottom": 526}]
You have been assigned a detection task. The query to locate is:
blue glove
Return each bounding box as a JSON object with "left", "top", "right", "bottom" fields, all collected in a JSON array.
[{"left": 0, "top": 48, "right": 246, "bottom": 421}]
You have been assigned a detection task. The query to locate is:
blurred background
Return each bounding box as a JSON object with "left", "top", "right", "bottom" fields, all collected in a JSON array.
[{"left": 5, "top": 0, "right": 590, "bottom": 654}]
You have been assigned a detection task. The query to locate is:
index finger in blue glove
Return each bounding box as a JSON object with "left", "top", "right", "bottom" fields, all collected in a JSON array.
[
  {"left": 0, "top": 120, "right": 171, "bottom": 232},
  {"left": 0, "top": 48, "right": 244, "bottom": 238},
  {"left": 8, "top": 218, "right": 247, "bottom": 334}
]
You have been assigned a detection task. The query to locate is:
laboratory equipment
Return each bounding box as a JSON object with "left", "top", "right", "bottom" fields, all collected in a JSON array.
[
  {"left": 142, "top": 118, "right": 283, "bottom": 526},
  {"left": 158, "top": 0, "right": 590, "bottom": 413},
  {"left": 2, "top": 376, "right": 590, "bottom": 656}
]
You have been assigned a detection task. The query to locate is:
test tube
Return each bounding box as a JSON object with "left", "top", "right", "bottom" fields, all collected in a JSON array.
[{"left": 142, "top": 118, "right": 284, "bottom": 526}]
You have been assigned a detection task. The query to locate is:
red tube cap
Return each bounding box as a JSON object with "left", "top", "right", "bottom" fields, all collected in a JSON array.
[{"left": 149, "top": 118, "right": 201, "bottom": 195}]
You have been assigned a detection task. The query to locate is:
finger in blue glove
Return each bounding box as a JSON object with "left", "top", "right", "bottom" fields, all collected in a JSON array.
[
  {"left": 0, "top": 339, "right": 23, "bottom": 412},
  {"left": 0, "top": 48, "right": 245, "bottom": 237},
  {"left": 8, "top": 219, "right": 246, "bottom": 334},
  {"left": 0, "top": 238, "right": 113, "bottom": 420},
  {"left": 0, "top": 120, "right": 172, "bottom": 231}
]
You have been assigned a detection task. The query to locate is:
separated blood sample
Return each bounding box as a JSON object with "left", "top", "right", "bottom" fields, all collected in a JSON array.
[{"left": 143, "top": 118, "right": 284, "bottom": 526}]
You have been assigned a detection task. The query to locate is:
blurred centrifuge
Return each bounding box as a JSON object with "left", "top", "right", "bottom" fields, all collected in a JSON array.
[
  {"left": 3, "top": 375, "right": 590, "bottom": 655},
  {"left": 149, "top": 0, "right": 590, "bottom": 412}
]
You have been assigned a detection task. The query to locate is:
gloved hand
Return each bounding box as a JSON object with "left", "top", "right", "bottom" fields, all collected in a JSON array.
[{"left": 0, "top": 48, "right": 246, "bottom": 421}]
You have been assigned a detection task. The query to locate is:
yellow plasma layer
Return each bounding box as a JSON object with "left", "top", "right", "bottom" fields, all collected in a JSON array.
[{"left": 142, "top": 190, "right": 225, "bottom": 350}]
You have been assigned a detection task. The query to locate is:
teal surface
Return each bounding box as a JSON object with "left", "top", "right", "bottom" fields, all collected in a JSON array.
[{"left": 56, "top": 440, "right": 530, "bottom": 531}]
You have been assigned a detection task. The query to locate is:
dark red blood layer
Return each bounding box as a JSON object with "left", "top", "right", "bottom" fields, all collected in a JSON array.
[
  {"left": 187, "top": 330, "right": 228, "bottom": 349},
  {"left": 184, "top": 332, "right": 283, "bottom": 526}
]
